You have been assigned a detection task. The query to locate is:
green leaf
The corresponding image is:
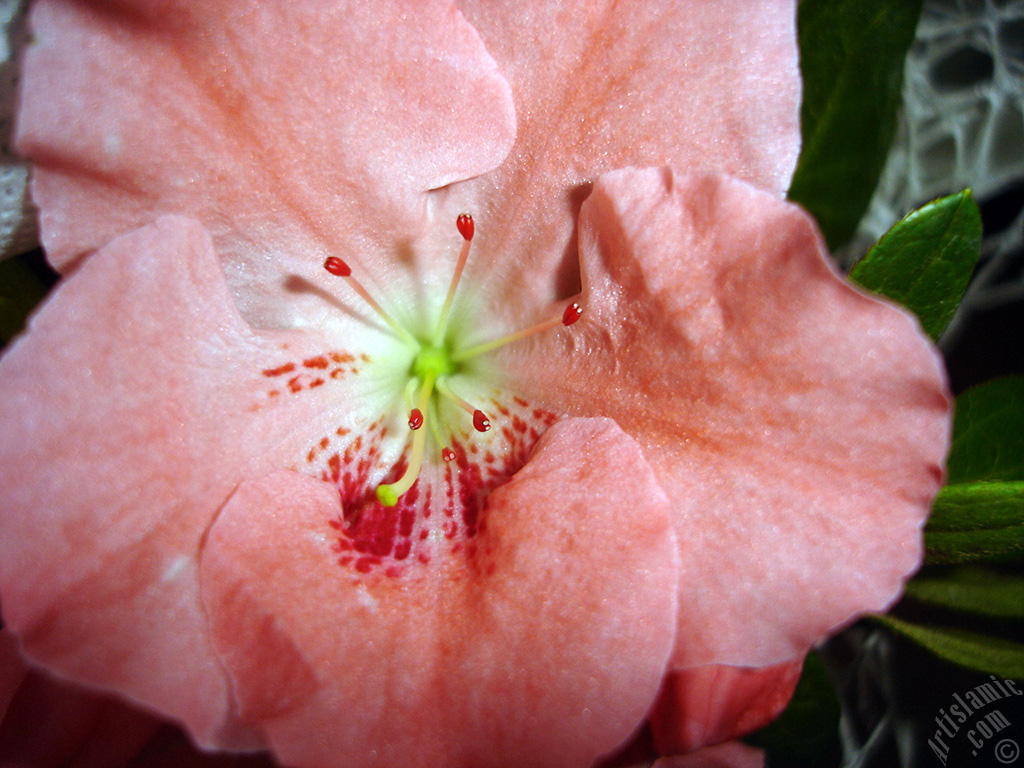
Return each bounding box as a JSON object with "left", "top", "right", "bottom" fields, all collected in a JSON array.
[
  {"left": 0, "top": 254, "right": 49, "bottom": 347},
  {"left": 849, "top": 191, "right": 982, "bottom": 340},
  {"left": 906, "top": 568, "right": 1024, "bottom": 618},
  {"left": 788, "top": 0, "right": 922, "bottom": 250},
  {"left": 745, "top": 652, "right": 840, "bottom": 767},
  {"left": 946, "top": 377, "right": 1024, "bottom": 484},
  {"left": 925, "top": 481, "right": 1024, "bottom": 565},
  {"left": 875, "top": 615, "right": 1024, "bottom": 679}
]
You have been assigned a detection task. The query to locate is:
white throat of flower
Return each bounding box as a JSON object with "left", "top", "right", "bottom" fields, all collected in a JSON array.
[{"left": 322, "top": 214, "right": 582, "bottom": 507}]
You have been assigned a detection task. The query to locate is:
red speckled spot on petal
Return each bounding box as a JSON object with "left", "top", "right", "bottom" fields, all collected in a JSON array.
[
  {"left": 258, "top": 348, "right": 367, "bottom": 402},
  {"left": 306, "top": 400, "right": 559, "bottom": 577}
]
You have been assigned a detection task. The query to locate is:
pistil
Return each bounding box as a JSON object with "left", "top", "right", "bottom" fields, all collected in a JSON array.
[{"left": 376, "top": 371, "right": 436, "bottom": 506}]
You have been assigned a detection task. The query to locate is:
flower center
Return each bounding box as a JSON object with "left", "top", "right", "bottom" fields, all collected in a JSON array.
[
  {"left": 323, "top": 214, "right": 581, "bottom": 508},
  {"left": 412, "top": 346, "right": 455, "bottom": 381}
]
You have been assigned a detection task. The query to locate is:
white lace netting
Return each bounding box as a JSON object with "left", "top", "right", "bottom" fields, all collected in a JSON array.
[
  {"left": 849, "top": 0, "right": 1024, "bottom": 357},
  {"left": 857, "top": 0, "right": 1024, "bottom": 244},
  {"left": 0, "top": 0, "right": 34, "bottom": 261}
]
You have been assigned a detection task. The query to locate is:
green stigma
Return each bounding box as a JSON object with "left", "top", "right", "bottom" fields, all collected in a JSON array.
[{"left": 376, "top": 485, "right": 400, "bottom": 507}]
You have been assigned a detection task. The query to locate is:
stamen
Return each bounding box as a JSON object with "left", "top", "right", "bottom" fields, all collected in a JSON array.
[
  {"left": 427, "top": 410, "right": 449, "bottom": 459},
  {"left": 432, "top": 214, "right": 474, "bottom": 347},
  {"left": 408, "top": 408, "right": 424, "bottom": 430},
  {"left": 323, "top": 257, "right": 417, "bottom": 346},
  {"left": 451, "top": 301, "right": 583, "bottom": 362},
  {"left": 562, "top": 301, "right": 583, "bottom": 326},
  {"left": 376, "top": 372, "right": 436, "bottom": 507},
  {"left": 473, "top": 410, "right": 491, "bottom": 432},
  {"left": 403, "top": 377, "right": 419, "bottom": 411},
  {"left": 456, "top": 213, "right": 475, "bottom": 241},
  {"left": 436, "top": 379, "right": 491, "bottom": 432}
]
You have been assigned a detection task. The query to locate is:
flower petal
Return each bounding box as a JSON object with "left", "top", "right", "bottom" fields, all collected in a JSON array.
[
  {"left": 439, "top": 0, "right": 800, "bottom": 308},
  {"left": 653, "top": 742, "right": 765, "bottom": 768},
  {"left": 199, "top": 418, "right": 679, "bottom": 768},
  {"left": 648, "top": 660, "right": 803, "bottom": 753},
  {"left": 505, "top": 168, "right": 950, "bottom": 669},
  {"left": 0, "top": 216, "right": 392, "bottom": 747},
  {"left": 18, "top": 0, "right": 515, "bottom": 286}
]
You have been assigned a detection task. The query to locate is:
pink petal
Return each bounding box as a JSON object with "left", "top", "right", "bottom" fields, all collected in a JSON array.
[
  {"left": 504, "top": 169, "right": 950, "bottom": 669},
  {"left": 653, "top": 742, "right": 765, "bottom": 768},
  {"left": 0, "top": 216, "right": 388, "bottom": 748},
  {"left": 18, "top": 0, "right": 515, "bottom": 284},
  {"left": 199, "top": 418, "right": 679, "bottom": 768},
  {"left": 439, "top": 0, "right": 800, "bottom": 309},
  {"left": 648, "top": 660, "right": 803, "bottom": 753}
]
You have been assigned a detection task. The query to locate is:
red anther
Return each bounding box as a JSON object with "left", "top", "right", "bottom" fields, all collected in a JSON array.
[
  {"left": 442, "top": 447, "right": 456, "bottom": 462},
  {"left": 562, "top": 301, "right": 583, "bottom": 326},
  {"left": 472, "top": 409, "right": 491, "bottom": 432},
  {"left": 408, "top": 408, "right": 424, "bottom": 430},
  {"left": 456, "top": 213, "right": 475, "bottom": 241},
  {"left": 324, "top": 256, "right": 352, "bottom": 277}
]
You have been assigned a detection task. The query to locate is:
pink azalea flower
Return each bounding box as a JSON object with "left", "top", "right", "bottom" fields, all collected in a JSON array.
[{"left": 0, "top": 1, "right": 950, "bottom": 766}]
